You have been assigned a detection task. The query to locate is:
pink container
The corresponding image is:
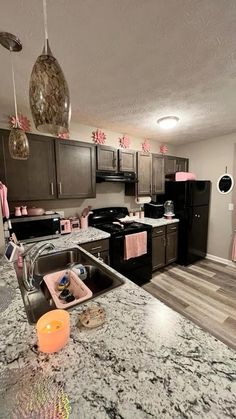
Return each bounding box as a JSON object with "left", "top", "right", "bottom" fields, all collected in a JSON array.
[
  {"left": 175, "top": 172, "right": 197, "bottom": 181},
  {"left": 80, "top": 217, "right": 88, "bottom": 229},
  {"left": 43, "top": 269, "right": 93, "bottom": 309}
]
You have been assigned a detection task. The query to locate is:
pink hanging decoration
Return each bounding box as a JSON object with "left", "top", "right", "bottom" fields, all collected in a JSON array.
[
  {"left": 92, "top": 129, "right": 106, "bottom": 144},
  {"left": 119, "top": 134, "right": 130, "bottom": 149},
  {"left": 142, "top": 139, "right": 151, "bottom": 153},
  {"left": 160, "top": 144, "right": 168, "bottom": 154},
  {"left": 58, "top": 131, "right": 70, "bottom": 139},
  {"left": 9, "top": 114, "right": 31, "bottom": 132}
]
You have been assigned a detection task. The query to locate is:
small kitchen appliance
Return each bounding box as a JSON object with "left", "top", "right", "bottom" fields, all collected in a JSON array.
[
  {"left": 10, "top": 213, "right": 61, "bottom": 243},
  {"left": 60, "top": 219, "right": 72, "bottom": 235},
  {"left": 144, "top": 202, "right": 164, "bottom": 219},
  {"left": 89, "top": 207, "right": 152, "bottom": 286}
]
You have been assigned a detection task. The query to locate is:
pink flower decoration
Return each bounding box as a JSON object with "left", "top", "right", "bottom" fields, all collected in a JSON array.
[
  {"left": 160, "top": 144, "right": 168, "bottom": 154},
  {"left": 9, "top": 114, "right": 31, "bottom": 132},
  {"left": 119, "top": 135, "right": 130, "bottom": 149},
  {"left": 58, "top": 131, "right": 70, "bottom": 139},
  {"left": 142, "top": 139, "right": 151, "bottom": 153},
  {"left": 92, "top": 129, "right": 106, "bottom": 144}
]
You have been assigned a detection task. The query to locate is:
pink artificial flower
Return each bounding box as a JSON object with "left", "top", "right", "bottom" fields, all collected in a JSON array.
[
  {"left": 92, "top": 129, "right": 106, "bottom": 144},
  {"left": 142, "top": 139, "right": 151, "bottom": 153},
  {"left": 119, "top": 135, "right": 130, "bottom": 149}
]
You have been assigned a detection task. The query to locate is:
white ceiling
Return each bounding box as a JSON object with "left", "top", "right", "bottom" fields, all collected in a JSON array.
[{"left": 1, "top": 0, "right": 236, "bottom": 144}]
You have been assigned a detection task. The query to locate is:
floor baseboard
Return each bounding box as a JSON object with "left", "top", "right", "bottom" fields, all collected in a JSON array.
[{"left": 206, "top": 253, "right": 235, "bottom": 267}]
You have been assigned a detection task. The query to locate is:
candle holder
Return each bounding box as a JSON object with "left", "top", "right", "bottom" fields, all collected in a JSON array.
[{"left": 36, "top": 309, "right": 70, "bottom": 353}]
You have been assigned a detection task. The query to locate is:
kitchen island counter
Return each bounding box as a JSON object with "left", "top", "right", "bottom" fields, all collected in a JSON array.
[{"left": 0, "top": 235, "right": 235, "bottom": 418}]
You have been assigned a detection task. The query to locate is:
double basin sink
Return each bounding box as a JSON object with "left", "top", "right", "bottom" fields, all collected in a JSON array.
[{"left": 16, "top": 247, "right": 124, "bottom": 324}]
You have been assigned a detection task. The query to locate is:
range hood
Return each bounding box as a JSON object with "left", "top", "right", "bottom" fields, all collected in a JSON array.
[{"left": 96, "top": 171, "right": 137, "bottom": 183}]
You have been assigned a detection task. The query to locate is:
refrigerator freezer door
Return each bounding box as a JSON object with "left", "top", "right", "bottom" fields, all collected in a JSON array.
[{"left": 187, "top": 181, "right": 211, "bottom": 207}]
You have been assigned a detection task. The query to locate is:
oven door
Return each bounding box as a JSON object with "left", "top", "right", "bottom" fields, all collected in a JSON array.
[{"left": 109, "top": 232, "right": 152, "bottom": 285}]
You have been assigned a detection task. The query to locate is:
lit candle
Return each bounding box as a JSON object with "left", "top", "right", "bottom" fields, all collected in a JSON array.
[{"left": 36, "top": 309, "right": 70, "bottom": 353}]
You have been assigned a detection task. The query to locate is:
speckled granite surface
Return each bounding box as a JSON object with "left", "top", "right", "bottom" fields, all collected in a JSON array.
[
  {"left": 0, "top": 235, "right": 236, "bottom": 418},
  {"left": 55, "top": 226, "right": 110, "bottom": 246}
]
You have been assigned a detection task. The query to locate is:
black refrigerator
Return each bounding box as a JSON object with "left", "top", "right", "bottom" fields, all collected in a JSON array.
[{"left": 164, "top": 180, "right": 211, "bottom": 265}]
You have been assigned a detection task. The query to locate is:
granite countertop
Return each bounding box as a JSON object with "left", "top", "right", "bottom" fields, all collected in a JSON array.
[
  {"left": 0, "top": 235, "right": 236, "bottom": 418},
  {"left": 53, "top": 226, "right": 110, "bottom": 246}
]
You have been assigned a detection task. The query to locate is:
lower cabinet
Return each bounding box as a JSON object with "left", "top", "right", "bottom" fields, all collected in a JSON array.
[
  {"left": 80, "top": 239, "right": 110, "bottom": 265},
  {"left": 152, "top": 223, "right": 178, "bottom": 271}
]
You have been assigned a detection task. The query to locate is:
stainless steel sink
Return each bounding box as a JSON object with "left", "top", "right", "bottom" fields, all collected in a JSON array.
[{"left": 16, "top": 247, "right": 124, "bottom": 324}]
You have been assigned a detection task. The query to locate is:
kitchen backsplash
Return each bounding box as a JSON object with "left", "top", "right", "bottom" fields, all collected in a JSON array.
[{"left": 8, "top": 183, "right": 139, "bottom": 218}]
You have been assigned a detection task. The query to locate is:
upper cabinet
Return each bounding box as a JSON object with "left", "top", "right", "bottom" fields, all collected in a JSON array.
[
  {"left": 96, "top": 145, "right": 136, "bottom": 173},
  {"left": 96, "top": 145, "right": 117, "bottom": 172},
  {"left": 55, "top": 139, "right": 96, "bottom": 199},
  {"left": 137, "top": 152, "right": 152, "bottom": 196},
  {"left": 152, "top": 154, "right": 164, "bottom": 194},
  {"left": 164, "top": 155, "right": 189, "bottom": 176},
  {"left": 118, "top": 149, "right": 136, "bottom": 172},
  {"left": 0, "top": 131, "right": 57, "bottom": 201},
  {"left": 0, "top": 129, "right": 96, "bottom": 201}
]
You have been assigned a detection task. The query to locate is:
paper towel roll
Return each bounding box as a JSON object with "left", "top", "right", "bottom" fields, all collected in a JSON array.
[{"left": 135, "top": 196, "right": 152, "bottom": 205}]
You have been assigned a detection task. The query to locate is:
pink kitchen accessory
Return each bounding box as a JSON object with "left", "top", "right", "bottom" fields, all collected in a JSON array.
[
  {"left": 43, "top": 269, "right": 93, "bottom": 309},
  {"left": 175, "top": 172, "right": 197, "bottom": 181},
  {"left": 0, "top": 182, "right": 10, "bottom": 219}
]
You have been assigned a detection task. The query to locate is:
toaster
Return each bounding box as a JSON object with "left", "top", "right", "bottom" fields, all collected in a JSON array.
[{"left": 60, "top": 219, "right": 72, "bottom": 234}]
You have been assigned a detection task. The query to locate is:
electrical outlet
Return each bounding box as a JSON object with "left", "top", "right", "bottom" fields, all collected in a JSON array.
[{"left": 228, "top": 203, "right": 234, "bottom": 211}]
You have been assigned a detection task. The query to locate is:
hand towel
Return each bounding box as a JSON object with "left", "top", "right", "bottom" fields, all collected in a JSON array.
[
  {"left": 232, "top": 233, "right": 236, "bottom": 262},
  {"left": 124, "top": 231, "right": 147, "bottom": 260},
  {"left": 0, "top": 182, "right": 10, "bottom": 219}
]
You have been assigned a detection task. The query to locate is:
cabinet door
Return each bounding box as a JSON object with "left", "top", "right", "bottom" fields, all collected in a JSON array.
[
  {"left": 0, "top": 130, "right": 57, "bottom": 201},
  {"left": 166, "top": 231, "right": 178, "bottom": 264},
  {"left": 152, "top": 234, "right": 166, "bottom": 270},
  {"left": 164, "top": 156, "right": 177, "bottom": 175},
  {"left": 137, "top": 152, "right": 152, "bottom": 196},
  {"left": 97, "top": 145, "right": 117, "bottom": 172},
  {"left": 152, "top": 154, "right": 164, "bottom": 194},
  {"left": 176, "top": 158, "right": 189, "bottom": 172},
  {"left": 118, "top": 149, "right": 136, "bottom": 172},
  {"left": 55, "top": 139, "right": 96, "bottom": 199}
]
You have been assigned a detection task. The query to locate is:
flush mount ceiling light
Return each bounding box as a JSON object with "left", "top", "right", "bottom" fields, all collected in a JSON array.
[
  {"left": 29, "top": 0, "right": 71, "bottom": 135},
  {"left": 0, "top": 32, "right": 29, "bottom": 160},
  {"left": 157, "top": 116, "right": 179, "bottom": 130}
]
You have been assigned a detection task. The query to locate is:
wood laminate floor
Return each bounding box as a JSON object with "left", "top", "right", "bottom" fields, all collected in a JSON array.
[{"left": 142, "top": 259, "right": 236, "bottom": 350}]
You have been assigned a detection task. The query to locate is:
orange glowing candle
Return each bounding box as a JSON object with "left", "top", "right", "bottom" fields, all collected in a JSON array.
[{"left": 36, "top": 309, "right": 70, "bottom": 353}]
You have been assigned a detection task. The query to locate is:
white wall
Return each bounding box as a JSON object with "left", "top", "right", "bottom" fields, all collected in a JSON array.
[{"left": 176, "top": 133, "right": 236, "bottom": 261}]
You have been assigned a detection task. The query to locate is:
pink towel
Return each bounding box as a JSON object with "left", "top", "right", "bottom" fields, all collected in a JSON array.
[
  {"left": 0, "top": 182, "right": 10, "bottom": 219},
  {"left": 175, "top": 172, "right": 197, "bottom": 181},
  {"left": 232, "top": 233, "right": 236, "bottom": 261},
  {"left": 124, "top": 231, "right": 147, "bottom": 260}
]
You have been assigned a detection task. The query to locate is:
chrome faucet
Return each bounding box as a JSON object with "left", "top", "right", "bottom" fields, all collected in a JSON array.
[{"left": 22, "top": 242, "right": 55, "bottom": 291}]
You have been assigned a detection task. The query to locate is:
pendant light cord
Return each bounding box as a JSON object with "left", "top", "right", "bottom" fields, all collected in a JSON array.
[
  {"left": 43, "top": 0, "right": 49, "bottom": 50},
  {"left": 10, "top": 49, "right": 19, "bottom": 124}
]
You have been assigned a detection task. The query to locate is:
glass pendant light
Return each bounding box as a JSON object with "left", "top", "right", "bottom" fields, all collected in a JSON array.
[
  {"left": 29, "top": 0, "right": 71, "bottom": 135},
  {"left": 0, "top": 32, "right": 29, "bottom": 160}
]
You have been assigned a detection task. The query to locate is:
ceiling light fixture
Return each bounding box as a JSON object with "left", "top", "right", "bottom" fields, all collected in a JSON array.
[
  {"left": 29, "top": 0, "right": 70, "bottom": 135},
  {"left": 157, "top": 116, "right": 179, "bottom": 130},
  {"left": 0, "top": 32, "right": 29, "bottom": 160}
]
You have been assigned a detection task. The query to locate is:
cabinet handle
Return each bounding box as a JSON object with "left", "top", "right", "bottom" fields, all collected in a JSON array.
[
  {"left": 50, "top": 182, "right": 54, "bottom": 195},
  {"left": 91, "top": 245, "right": 102, "bottom": 251},
  {"left": 156, "top": 230, "right": 163, "bottom": 234},
  {"left": 170, "top": 226, "right": 176, "bottom": 230},
  {"left": 58, "top": 182, "right": 62, "bottom": 195}
]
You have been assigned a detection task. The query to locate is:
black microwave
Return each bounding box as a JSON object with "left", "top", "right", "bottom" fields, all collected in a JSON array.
[
  {"left": 10, "top": 214, "right": 61, "bottom": 243},
  {"left": 144, "top": 203, "right": 164, "bottom": 219}
]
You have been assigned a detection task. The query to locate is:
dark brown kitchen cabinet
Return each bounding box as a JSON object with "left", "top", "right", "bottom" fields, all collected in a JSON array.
[
  {"left": 0, "top": 130, "right": 57, "bottom": 201},
  {"left": 137, "top": 152, "right": 152, "bottom": 195},
  {"left": 164, "top": 155, "right": 189, "bottom": 176},
  {"left": 166, "top": 225, "right": 178, "bottom": 265},
  {"left": 152, "top": 223, "right": 178, "bottom": 271},
  {"left": 80, "top": 239, "right": 110, "bottom": 265},
  {"left": 118, "top": 149, "right": 136, "bottom": 172},
  {"left": 55, "top": 139, "right": 96, "bottom": 199},
  {"left": 152, "top": 228, "right": 166, "bottom": 270},
  {"left": 96, "top": 145, "right": 117, "bottom": 172},
  {"left": 152, "top": 154, "right": 164, "bottom": 194},
  {"left": 176, "top": 157, "right": 189, "bottom": 172}
]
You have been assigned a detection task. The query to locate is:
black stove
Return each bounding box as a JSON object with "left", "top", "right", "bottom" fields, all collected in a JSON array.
[{"left": 89, "top": 207, "right": 152, "bottom": 286}]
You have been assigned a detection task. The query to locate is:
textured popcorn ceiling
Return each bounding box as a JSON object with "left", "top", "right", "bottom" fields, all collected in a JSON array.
[{"left": 1, "top": 0, "right": 236, "bottom": 144}]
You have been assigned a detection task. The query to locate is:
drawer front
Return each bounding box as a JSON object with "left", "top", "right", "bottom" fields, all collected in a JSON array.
[
  {"left": 166, "top": 223, "right": 178, "bottom": 234},
  {"left": 152, "top": 226, "right": 166, "bottom": 237},
  {"left": 80, "top": 239, "right": 109, "bottom": 253}
]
